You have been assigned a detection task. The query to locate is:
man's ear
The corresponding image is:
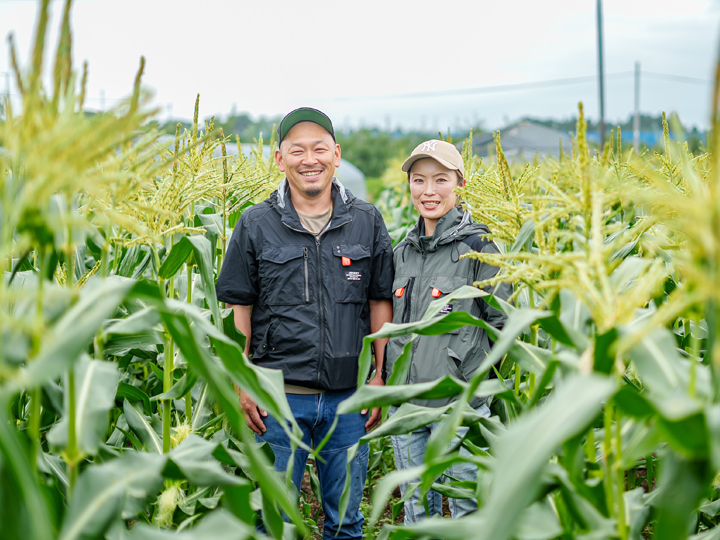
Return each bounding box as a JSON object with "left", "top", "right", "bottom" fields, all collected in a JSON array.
[
  {"left": 334, "top": 143, "right": 341, "bottom": 167},
  {"left": 275, "top": 148, "right": 285, "bottom": 172}
]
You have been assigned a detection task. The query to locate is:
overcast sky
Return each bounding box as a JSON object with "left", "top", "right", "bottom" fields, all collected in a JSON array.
[{"left": 1, "top": 0, "right": 719, "bottom": 132}]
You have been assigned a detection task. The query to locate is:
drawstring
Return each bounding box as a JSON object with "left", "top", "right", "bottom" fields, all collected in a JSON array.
[{"left": 450, "top": 241, "right": 460, "bottom": 263}]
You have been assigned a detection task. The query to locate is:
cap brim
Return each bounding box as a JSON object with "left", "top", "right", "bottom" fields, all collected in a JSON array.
[
  {"left": 278, "top": 108, "right": 334, "bottom": 142},
  {"left": 401, "top": 154, "right": 462, "bottom": 174}
]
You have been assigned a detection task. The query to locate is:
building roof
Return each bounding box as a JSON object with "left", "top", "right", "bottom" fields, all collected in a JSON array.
[{"left": 472, "top": 120, "right": 573, "bottom": 160}]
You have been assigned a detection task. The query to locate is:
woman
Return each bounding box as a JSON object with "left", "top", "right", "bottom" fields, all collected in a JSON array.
[{"left": 384, "top": 139, "right": 511, "bottom": 522}]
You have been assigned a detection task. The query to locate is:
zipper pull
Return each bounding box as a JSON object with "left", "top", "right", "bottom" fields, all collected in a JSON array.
[{"left": 303, "top": 247, "right": 310, "bottom": 303}]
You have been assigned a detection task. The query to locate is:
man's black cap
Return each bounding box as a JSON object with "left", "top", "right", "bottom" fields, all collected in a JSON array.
[{"left": 277, "top": 107, "right": 335, "bottom": 143}]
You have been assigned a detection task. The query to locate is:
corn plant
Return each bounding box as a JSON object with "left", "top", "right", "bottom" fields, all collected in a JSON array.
[
  {"left": 348, "top": 99, "right": 720, "bottom": 540},
  {"left": 7, "top": 2, "right": 720, "bottom": 540},
  {"left": 0, "top": 2, "right": 315, "bottom": 539}
]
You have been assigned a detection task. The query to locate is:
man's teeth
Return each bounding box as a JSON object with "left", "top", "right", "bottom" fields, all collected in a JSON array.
[
  {"left": 423, "top": 202, "right": 439, "bottom": 207},
  {"left": 301, "top": 171, "right": 321, "bottom": 176}
]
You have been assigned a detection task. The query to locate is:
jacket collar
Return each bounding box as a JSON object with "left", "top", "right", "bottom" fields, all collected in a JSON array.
[
  {"left": 406, "top": 207, "right": 475, "bottom": 251},
  {"left": 276, "top": 177, "right": 350, "bottom": 210},
  {"left": 271, "top": 177, "right": 354, "bottom": 232}
]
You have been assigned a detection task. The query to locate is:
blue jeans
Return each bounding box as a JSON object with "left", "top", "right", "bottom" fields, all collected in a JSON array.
[
  {"left": 256, "top": 388, "right": 370, "bottom": 540},
  {"left": 390, "top": 403, "right": 490, "bottom": 523}
]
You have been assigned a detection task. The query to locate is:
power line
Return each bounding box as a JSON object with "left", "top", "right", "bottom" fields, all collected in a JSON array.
[
  {"left": 320, "top": 70, "right": 712, "bottom": 103},
  {"left": 323, "top": 73, "right": 634, "bottom": 103},
  {"left": 642, "top": 71, "right": 712, "bottom": 85},
  {"left": 0, "top": 70, "right": 712, "bottom": 106}
]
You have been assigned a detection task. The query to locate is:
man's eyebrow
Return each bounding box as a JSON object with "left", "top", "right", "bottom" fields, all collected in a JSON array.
[{"left": 288, "top": 139, "right": 330, "bottom": 147}]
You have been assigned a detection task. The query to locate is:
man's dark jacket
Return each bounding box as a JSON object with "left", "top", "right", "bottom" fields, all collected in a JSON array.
[{"left": 216, "top": 178, "right": 394, "bottom": 391}]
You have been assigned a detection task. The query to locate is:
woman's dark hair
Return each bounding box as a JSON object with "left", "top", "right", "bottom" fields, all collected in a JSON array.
[{"left": 406, "top": 170, "right": 464, "bottom": 183}]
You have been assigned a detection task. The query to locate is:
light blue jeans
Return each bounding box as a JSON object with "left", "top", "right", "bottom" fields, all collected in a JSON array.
[
  {"left": 390, "top": 403, "right": 490, "bottom": 523},
  {"left": 256, "top": 388, "right": 369, "bottom": 539}
]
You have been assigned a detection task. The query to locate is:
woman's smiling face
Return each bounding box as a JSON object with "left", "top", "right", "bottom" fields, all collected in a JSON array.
[{"left": 408, "top": 158, "right": 464, "bottom": 236}]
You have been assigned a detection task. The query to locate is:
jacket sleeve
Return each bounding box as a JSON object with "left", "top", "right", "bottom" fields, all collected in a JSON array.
[
  {"left": 368, "top": 208, "right": 395, "bottom": 300},
  {"left": 215, "top": 213, "right": 259, "bottom": 306},
  {"left": 475, "top": 240, "right": 512, "bottom": 331}
]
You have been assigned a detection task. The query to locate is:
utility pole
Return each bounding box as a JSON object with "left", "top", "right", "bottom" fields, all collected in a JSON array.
[
  {"left": 633, "top": 61, "right": 640, "bottom": 154},
  {"left": 596, "top": 0, "right": 606, "bottom": 148}
]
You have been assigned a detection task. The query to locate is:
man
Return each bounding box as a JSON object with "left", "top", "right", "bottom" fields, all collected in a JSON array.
[{"left": 216, "top": 107, "right": 394, "bottom": 539}]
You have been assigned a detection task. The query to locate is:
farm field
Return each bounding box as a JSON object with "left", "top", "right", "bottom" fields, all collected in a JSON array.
[{"left": 3, "top": 2, "right": 720, "bottom": 540}]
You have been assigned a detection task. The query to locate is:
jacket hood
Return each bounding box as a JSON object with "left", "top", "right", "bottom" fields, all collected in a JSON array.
[
  {"left": 405, "top": 207, "right": 489, "bottom": 252},
  {"left": 267, "top": 177, "right": 355, "bottom": 230}
]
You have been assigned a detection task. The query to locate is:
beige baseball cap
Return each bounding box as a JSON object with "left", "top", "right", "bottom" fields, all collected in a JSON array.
[{"left": 401, "top": 139, "right": 465, "bottom": 178}]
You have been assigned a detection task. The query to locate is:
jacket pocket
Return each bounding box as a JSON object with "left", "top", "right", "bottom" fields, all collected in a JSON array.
[
  {"left": 428, "top": 276, "right": 467, "bottom": 334},
  {"left": 446, "top": 347, "right": 468, "bottom": 381},
  {"left": 332, "top": 244, "right": 371, "bottom": 303},
  {"left": 251, "top": 319, "right": 277, "bottom": 361},
  {"left": 259, "top": 245, "right": 309, "bottom": 306},
  {"left": 391, "top": 276, "right": 412, "bottom": 323}
]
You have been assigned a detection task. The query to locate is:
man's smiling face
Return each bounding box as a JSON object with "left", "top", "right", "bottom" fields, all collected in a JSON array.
[{"left": 275, "top": 121, "right": 341, "bottom": 198}]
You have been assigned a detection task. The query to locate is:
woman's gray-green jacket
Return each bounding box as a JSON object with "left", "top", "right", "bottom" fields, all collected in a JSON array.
[{"left": 384, "top": 207, "right": 512, "bottom": 407}]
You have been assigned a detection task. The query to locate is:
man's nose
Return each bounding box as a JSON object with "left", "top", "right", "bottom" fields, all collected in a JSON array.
[{"left": 301, "top": 151, "right": 318, "bottom": 164}]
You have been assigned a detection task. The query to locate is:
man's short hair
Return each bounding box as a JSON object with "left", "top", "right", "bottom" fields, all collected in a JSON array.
[{"left": 277, "top": 107, "right": 335, "bottom": 145}]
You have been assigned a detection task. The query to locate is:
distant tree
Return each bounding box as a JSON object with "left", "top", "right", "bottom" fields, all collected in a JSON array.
[
  {"left": 212, "top": 114, "right": 281, "bottom": 143},
  {"left": 687, "top": 127, "right": 706, "bottom": 154},
  {"left": 336, "top": 129, "right": 396, "bottom": 178},
  {"left": 152, "top": 111, "right": 486, "bottom": 174},
  {"left": 221, "top": 113, "right": 253, "bottom": 137},
  {"left": 157, "top": 119, "right": 192, "bottom": 135},
  {"left": 335, "top": 129, "right": 437, "bottom": 178}
]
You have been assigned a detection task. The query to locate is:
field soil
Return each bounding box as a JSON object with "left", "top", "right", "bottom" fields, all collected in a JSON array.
[
  {"left": 301, "top": 467, "right": 657, "bottom": 539},
  {"left": 301, "top": 469, "right": 403, "bottom": 539},
  {"left": 301, "top": 470, "right": 457, "bottom": 539}
]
